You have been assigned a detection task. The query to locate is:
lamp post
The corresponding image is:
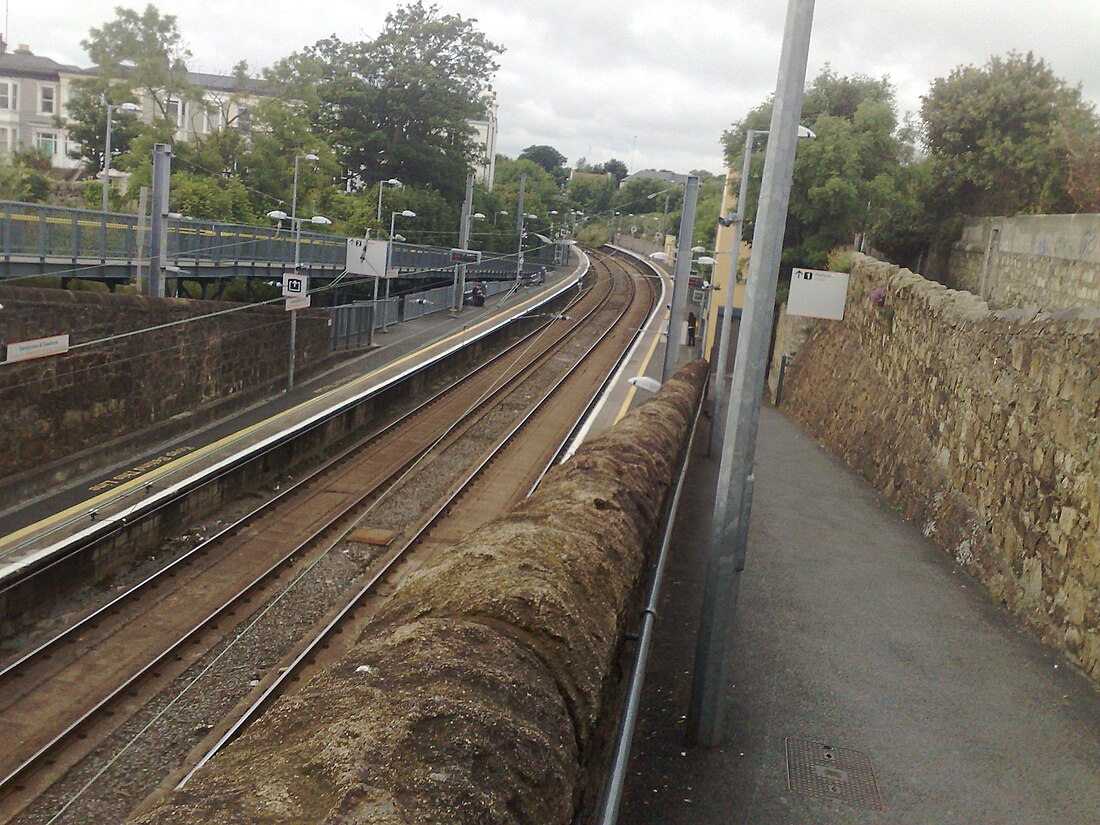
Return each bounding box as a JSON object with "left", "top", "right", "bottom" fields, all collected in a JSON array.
[
  {"left": 102, "top": 101, "right": 140, "bottom": 213},
  {"left": 267, "top": 209, "right": 331, "bottom": 392},
  {"left": 688, "top": 0, "right": 816, "bottom": 747},
  {"left": 494, "top": 209, "right": 508, "bottom": 227},
  {"left": 377, "top": 178, "right": 403, "bottom": 222},
  {"left": 708, "top": 122, "right": 815, "bottom": 455},
  {"left": 382, "top": 209, "right": 415, "bottom": 331},
  {"left": 515, "top": 212, "right": 536, "bottom": 287}
]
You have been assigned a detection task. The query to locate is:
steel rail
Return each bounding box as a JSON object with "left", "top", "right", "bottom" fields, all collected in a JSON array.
[
  {"left": 0, "top": 265, "right": 610, "bottom": 806},
  {"left": 178, "top": 253, "right": 649, "bottom": 785}
]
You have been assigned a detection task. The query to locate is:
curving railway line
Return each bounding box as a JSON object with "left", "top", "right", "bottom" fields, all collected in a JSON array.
[{"left": 0, "top": 247, "right": 658, "bottom": 825}]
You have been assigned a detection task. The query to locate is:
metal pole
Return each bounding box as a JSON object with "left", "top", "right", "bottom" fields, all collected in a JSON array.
[
  {"left": 661, "top": 175, "right": 699, "bottom": 383},
  {"left": 454, "top": 171, "right": 474, "bottom": 310},
  {"left": 514, "top": 172, "right": 526, "bottom": 287},
  {"left": 147, "top": 143, "right": 171, "bottom": 298},
  {"left": 102, "top": 105, "right": 113, "bottom": 214},
  {"left": 286, "top": 159, "right": 304, "bottom": 392},
  {"left": 377, "top": 182, "right": 384, "bottom": 222},
  {"left": 687, "top": 0, "right": 815, "bottom": 747},
  {"left": 135, "top": 185, "right": 149, "bottom": 293},
  {"left": 287, "top": 217, "right": 303, "bottom": 392},
  {"left": 707, "top": 129, "right": 761, "bottom": 455}
]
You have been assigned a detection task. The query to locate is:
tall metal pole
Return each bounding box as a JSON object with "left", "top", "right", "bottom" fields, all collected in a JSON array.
[
  {"left": 514, "top": 172, "right": 527, "bottom": 287},
  {"left": 147, "top": 143, "right": 171, "bottom": 298},
  {"left": 687, "top": 0, "right": 815, "bottom": 747},
  {"left": 707, "top": 130, "right": 762, "bottom": 455},
  {"left": 102, "top": 105, "right": 114, "bottom": 214},
  {"left": 454, "top": 171, "right": 474, "bottom": 310},
  {"left": 286, "top": 155, "right": 303, "bottom": 392},
  {"left": 660, "top": 175, "right": 699, "bottom": 383}
]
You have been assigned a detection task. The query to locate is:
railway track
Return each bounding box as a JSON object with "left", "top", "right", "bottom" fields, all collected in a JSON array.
[{"left": 0, "top": 247, "right": 657, "bottom": 825}]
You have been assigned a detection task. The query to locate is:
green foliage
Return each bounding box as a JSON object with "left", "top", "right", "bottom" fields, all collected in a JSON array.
[
  {"left": 82, "top": 4, "right": 201, "bottom": 121},
  {"left": 59, "top": 81, "right": 142, "bottom": 175},
  {"left": 518, "top": 144, "right": 567, "bottom": 174},
  {"left": 920, "top": 51, "right": 1098, "bottom": 217},
  {"left": 0, "top": 159, "right": 52, "bottom": 202},
  {"left": 277, "top": 2, "right": 502, "bottom": 200},
  {"left": 724, "top": 67, "right": 906, "bottom": 272},
  {"left": 826, "top": 246, "right": 855, "bottom": 273},
  {"left": 566, "top": 174, "right": 615, "bottom": 217},
  {"left": 170, "top": 172, "right": 255, "bottom": 223}
]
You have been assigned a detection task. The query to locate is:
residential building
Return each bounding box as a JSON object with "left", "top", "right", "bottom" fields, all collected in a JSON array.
[
  {"left": 0, "top": 38, "right": 82, "bottom": 168},
  {"left": 0, "top": 38, "right": 500, "bottom": 194},
  {"left": 469, "top": 91, "right": 498, "bottom": 189}
]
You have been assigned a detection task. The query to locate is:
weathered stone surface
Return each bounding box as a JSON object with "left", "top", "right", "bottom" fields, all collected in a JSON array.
[
  {"left": 0, "top": 285, "right": 337, "bottom": 481},
  {"left": 131, "top": 359, "right": 708, "bottom": 825},
  {"left": 778, "top": 253, "right": 1099, "bottom": 682}
]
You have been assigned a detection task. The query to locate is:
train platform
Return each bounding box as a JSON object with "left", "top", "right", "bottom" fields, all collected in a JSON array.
[
  {"left": 617, "top": 401, "right": 1100, "bottom": 823},
  {"left": 0, "top": 254, "right": 592, "bottom": 584}
]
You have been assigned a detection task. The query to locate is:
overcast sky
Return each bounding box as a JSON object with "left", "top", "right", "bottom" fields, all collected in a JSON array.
[{"left": 12, "top": 1, "right": 1100, "bottom": 176}]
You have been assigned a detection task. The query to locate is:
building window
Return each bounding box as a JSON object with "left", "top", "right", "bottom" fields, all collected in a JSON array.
[
  {"left": 40, "top": 85, "right": 56, "bottom": 115},
  {"left": 235, "top": 105, "right": 251, "bottom": 135},
  {"left": 165, "top": 98, "right": 186, "bottom": 129},
  {"left": 34, "top": 131, "right": 58, "bottom": 158},
  {"left": 0, "top": 127, "right": 8, "bottom": 156},
  {"left": 0, "top": 81, "right": 18, "bottom": 110}
]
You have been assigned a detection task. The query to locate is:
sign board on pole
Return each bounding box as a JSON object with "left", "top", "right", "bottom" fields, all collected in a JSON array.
[
  {"left": 787, "top": 267, "right": 850, "bottom": 320},
  {"left": 4, "top": 333, "right": 70, "bottom": 363},
  {"left": 282, "top": 273, "right": 307, "bottom": 298},
  {"left": 449, "top": 248, "right": 482, "bottom": 264},
  {"left": 345, "top": 238, "right": 389, "bottom": 277},
  {"left": 285, "top": 294, "right": 311, "bottom": 311}
]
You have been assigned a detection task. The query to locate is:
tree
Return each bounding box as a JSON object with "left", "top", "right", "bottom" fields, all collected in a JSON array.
[
  {"left": 567, "top": 173, "right": 615, "bottom": 217},
  {"left": 519, "top": 144, "right": 568, "bottom": 188},
  {"left": 599, "top": 158, "right": 628, "bottom": 184},
  {"left": 519, "top": 145, "right": 567, "bottom": 174},
  {"left": 724, "top": 68, "right": 906, "bottom": 272},
  {"left": 81, "top": 4, "right": 201, "bottom": 123},
  {"left": 278, "top": 2, "right": 502, "bottom": 200},
  {"left": 920, "top": 51, "right": 1099, "bottom": 217},
  {"left": 65, "top": 5, "right": 203, "bottom": 175}
]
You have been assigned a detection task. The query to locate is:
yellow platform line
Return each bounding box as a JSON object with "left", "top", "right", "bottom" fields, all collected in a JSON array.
[{"left": 0, "top": 279, "right": 576, "bottom": 552}]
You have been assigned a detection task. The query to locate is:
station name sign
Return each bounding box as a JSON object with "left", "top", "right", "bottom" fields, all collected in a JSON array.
[
  {"left": 450, "top": 248, "right": 482, "bottom": 264},
  {"left": 4, "top": 333, "right": 70, "bottom": 363}
]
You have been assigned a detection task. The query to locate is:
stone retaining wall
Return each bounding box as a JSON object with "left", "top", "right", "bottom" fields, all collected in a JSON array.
[
  {"left": 0, "top": 286, "right": 339, "bottom": 486},
  {"left": 131, "top": 360, "right": 708, "bottom": 825},
  {"left": 949, "top": 214, "right": 1100, "bottom": 310},
  {"left": 777, "top": 254, "right": 1099, "bottom": 681}
]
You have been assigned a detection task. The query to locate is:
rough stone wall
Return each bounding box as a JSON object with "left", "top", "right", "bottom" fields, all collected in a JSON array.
[
  {"left": 130, "top": 360, "right": 707, "bottom": 825},
  {"left": 949, "top": 214, "right": 1100, "bottom": 310},
  {"left": 778, "top": 254, "right": 1099, "bottom": 682},
  {"left": 0, "top": 285, "right": 337, "bottom": 480}
]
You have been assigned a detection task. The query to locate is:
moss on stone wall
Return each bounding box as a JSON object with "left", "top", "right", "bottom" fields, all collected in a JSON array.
[{"left": 131, "top": 359, "right": 708, "bottom": 825}]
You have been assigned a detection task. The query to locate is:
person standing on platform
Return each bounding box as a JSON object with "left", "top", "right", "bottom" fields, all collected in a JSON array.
[{"left": 687, "top": 312, "right": 697, "bottom": 347}]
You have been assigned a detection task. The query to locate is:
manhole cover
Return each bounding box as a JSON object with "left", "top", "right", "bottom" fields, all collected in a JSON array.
[{"left": 785, "top": 737, "right": 882, "bottom": 810}]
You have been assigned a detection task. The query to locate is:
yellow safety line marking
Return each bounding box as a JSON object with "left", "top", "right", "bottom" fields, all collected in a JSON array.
[{"left": 0, "top": 276, "right": 576, "bottom": 550}]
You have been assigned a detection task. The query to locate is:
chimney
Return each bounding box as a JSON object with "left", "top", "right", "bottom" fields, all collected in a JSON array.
[
  {"left": 15, "top": 43, "right": 32, "bottom": 55},
  {"left": 0, "top": 37, "right": 7, "bottom": 55}
]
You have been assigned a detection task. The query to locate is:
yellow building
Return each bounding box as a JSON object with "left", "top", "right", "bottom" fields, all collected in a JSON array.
[{"left": 702, "top": 166, "right": 751, "bottom": 358}]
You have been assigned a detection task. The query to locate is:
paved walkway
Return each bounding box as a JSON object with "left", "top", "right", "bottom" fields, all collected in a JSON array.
[{"left": 619, "top": 406, "right": 1100, "bottom": 824}]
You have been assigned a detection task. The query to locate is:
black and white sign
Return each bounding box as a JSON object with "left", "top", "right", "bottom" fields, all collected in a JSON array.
[
  {"left": 282, "top": 273, "right": 307, "bottom": 297},
  {"left": 345, "top": 238, "right": 389, "bottom": 277},
  {"left": 788, "top": 267, "right": 850, "bottom": 320}
]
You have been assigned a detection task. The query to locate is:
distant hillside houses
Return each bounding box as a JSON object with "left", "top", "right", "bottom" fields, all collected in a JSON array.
[{"left": 0, "top": 37, "right": 499, "bottom": 189}]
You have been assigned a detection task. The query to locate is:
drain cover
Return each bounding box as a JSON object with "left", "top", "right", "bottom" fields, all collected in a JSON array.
[{"left": 785, "top": 738, "right": 882, "bottom": 810}]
